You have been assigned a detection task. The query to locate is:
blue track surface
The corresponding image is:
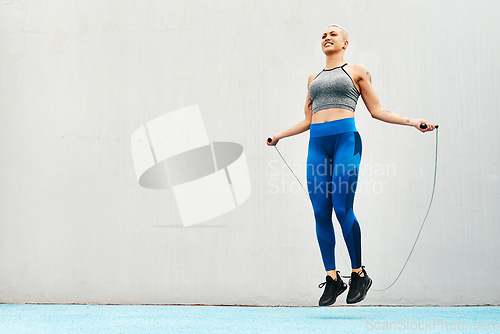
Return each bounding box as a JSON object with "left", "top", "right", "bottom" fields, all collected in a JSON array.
[{"left": 0, "top": 304, "right": 498, "bottom": 333}]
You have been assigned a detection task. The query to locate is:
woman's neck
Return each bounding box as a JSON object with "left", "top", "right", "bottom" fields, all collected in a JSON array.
[{"left": 325, "top": 54, "right": 346, "bottom": 69}]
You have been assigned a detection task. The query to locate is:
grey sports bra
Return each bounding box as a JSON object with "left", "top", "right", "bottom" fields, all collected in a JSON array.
[{"left": 308, "top": 63, "right": 360, "bottom": 114}]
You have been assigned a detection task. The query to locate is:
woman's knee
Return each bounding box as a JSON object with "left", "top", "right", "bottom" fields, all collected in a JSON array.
[
  {"left": 312, "top": 203, "right": 333, "bottom": 219},
  {"left": 332, "top": 206, "right": 347, "bottom": 223}
]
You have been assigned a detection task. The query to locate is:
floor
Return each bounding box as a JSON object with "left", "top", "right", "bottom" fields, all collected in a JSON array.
[{"left": 0, "top": 304, "right": 498, "bottom": 333}]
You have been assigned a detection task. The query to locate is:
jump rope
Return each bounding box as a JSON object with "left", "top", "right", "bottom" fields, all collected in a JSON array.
[{"left": 267, "top": 123, "right": 439, "bottom": 291}]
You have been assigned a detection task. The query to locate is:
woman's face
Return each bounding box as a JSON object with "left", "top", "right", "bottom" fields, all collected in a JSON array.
[{"left": 321, "top": 27, "right": 346, "bottom": 55}]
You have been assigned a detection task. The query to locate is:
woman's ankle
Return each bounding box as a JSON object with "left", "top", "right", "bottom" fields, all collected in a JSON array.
[
  {"left": 326, "top": 270, "right": 337, "bottom": 280},
  {"left": 352, "top": 267, "right": 365, "bottom": 277}
]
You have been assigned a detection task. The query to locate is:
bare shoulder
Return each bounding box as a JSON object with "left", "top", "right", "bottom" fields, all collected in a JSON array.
[
  {"left": 348, "top": 63, "right": 371, "bottom": 82},
  {"left": 347, "top": 63, "right": 368, "bottom": 74}
]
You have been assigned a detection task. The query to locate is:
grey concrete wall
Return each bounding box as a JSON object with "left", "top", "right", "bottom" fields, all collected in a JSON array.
[{"left": 0, "top": 0, "right": 498, "bottom": 305}]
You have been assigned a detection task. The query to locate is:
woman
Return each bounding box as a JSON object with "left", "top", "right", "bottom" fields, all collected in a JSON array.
[{"left": 266, "top": 24, "right": 436, "bottom": 306}]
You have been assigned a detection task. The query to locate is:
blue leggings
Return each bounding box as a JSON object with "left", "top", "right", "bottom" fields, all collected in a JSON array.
[{"left": 306, "top": 118, "right": 362, "bottom": 271}]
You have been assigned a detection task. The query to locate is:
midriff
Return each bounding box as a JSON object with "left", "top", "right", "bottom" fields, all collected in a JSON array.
[{"left": 311, "top": 108, "right": 354, "bottom": 124}]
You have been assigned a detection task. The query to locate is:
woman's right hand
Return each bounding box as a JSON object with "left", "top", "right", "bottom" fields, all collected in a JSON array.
[
  {"left": 411, "top": 118, "right": 436, "bottom": 133},
  {"left": 267, "top": 135, "right": 280, "bottom": 146}
]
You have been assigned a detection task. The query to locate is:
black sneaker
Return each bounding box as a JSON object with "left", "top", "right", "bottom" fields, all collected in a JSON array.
[
  {"left": 346, "top": 266, "right": 372, "bottom": 304},
  {"left": 318, "top": 272, "right": 347, "bottom": 306}
]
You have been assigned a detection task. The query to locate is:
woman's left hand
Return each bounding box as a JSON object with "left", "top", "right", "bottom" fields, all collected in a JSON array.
[{"left": 412, "top": 119, "right": 436, "bottom": 133}]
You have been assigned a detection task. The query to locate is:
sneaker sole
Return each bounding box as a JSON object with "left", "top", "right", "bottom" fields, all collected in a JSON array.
[
  {"left": 319, "top": 283, "right": 348, "bottom": 307},
  {"left": 346, "top": 278, "right": 372, "bottom": 304}
]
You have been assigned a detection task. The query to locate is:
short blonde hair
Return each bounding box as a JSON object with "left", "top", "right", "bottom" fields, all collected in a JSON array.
[{"left": 327, "top": 24, "right": 349, "bottom": 41}]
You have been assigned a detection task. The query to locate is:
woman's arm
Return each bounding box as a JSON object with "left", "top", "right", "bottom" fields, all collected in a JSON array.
[
  {"left": 273, "top": 119, "right": 310, "bottom": 141},
  {"left": 267, "top": 73, "right": 316, "bottom": 146},
  {"left": 356, "top": 64, "right": 436, "bottom": 132}
]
